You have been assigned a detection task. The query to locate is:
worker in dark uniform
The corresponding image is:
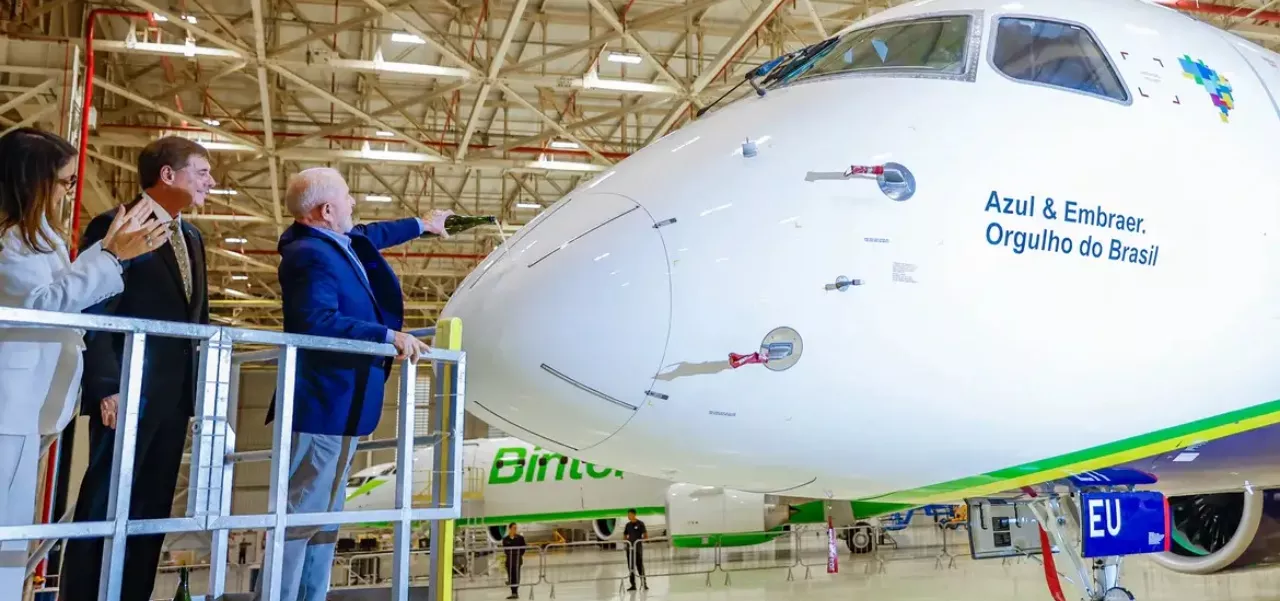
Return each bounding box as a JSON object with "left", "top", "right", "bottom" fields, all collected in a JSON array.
[
  {"left": 502, "top": 522, "right": 526, "bottom": 599},
  {"left": 623, "top": 509, "right": 648, "bottom": 591}
]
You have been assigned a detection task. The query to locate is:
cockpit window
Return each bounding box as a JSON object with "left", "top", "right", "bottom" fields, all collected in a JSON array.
[
  {"left": 784, "top": 15, "right": 973, "bottom": 84},
  {"left": 991, "top": 17, "right": 1128, "bottom": 102}
]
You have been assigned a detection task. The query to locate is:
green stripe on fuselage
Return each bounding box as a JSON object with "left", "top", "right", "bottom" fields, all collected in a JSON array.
[
  {"left": 671, "top": 526, "right": 789, "bottom": 548},
  {"left": 850, "top": 398, "right": 1280, "bottom": 508},
  {"left": 345, "top": 479, "right": 387, "bottom": 502}
]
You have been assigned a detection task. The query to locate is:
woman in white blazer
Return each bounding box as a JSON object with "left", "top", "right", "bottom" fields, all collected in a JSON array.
[{"left": 0, "top": 128, "right": 170, "bottom": 594}]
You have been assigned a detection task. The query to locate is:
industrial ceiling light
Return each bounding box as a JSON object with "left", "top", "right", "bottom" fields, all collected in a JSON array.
[
  {"left": 607, "top": 51, "right": 643, "bottom": 64},
  {"left": 365, "top": 194, "right": 393, "bottom": 202},
  {"left": 360, "top": 49, "right": 472, "bottom": 79},
  {"left": 104, "top": 39, "right": 243, "bottom": 58},
  {"left": 230, "top": 275, "right": 249, "bottom": 281},
  {"left": 209, "top": 188, "right": 237, "bottom": 195},
  {"left": 193, "top": 141, "right": 256, "bottom": 152},
  {"left": 357, "top": 142, "right": 441, "bottom": 163},
  {"left": 527, "top": 159, "right": 607, "bottom": 172},
  {"left": 549, "top": 140, "right": 580, "bottom": 150},
  {"left": 516, "top": 203, "right": 543, "bottom": 209},
  {"left": 203, "top": 118, "right": 221, "bottom": 126},
  {"left": 375, "top": 130, "right": 395, "bottom": 137},
  {"left": 581, "top": 70, "right": 677, "bottom": 94},
  {"left": 224, "top": 237, "right": 248, "bottom": 244},
  {"left": 391, "top": 32, "right": 426, "bottom": 44}
]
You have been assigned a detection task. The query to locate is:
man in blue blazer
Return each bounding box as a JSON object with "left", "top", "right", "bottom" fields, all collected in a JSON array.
[{"left": 258, "top": 167, "right": 450, "bottom": 601}]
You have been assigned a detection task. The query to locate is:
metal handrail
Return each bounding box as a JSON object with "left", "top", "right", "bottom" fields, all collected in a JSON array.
[
  {"left": 227, "top": 435, "right": 443, "bottom": 464},
  {"left": 0, "top": 306, "right": 460, "bottom": 363},
  {"left": 226, "top": 327, "right": 438, "bottom": 367},
  {"left": 0, "top": 305, "right": 467, "bottom": 601}
]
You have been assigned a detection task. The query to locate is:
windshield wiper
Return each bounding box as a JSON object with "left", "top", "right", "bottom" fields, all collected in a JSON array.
[
  {"left": 694, "top": 36, "right": 840, "bottom": 118},
  {"left": 760, "top": 37, "right": 840, "bottom": 87}
]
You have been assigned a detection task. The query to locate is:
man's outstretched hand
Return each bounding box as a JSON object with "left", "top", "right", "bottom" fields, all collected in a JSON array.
[
  {"left": 421, "top": 209, "right": 455, "bottom": 238},
  {"left": 391, "top": 330, "right": 431, "bottom": 362}
]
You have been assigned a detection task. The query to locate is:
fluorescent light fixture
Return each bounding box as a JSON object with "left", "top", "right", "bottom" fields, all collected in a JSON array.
[
  {"left": 152, "top": 13, "right": 168, "bottom": 21},
  {"left": 224, "top": 237, "right": 248, "bottom": 244},
  {"left": 375, "top": 130, "right": 395, "bottom": 137},
  {"left": 391, "top": 32, "right": 425, "bottom": 44},
  {"left": 105, "top": 39, "right": 243, "bottom": 58},
  {"left": 365, "top": 194, "right": 393, "bottom": 202},
  {"left": 549, "top": 140, "right": 580, "bottom": 150},
  {"left": 203, "top": 118, "right": 220, "bottom": 126},
  {"left": 516, "top": 203, "right": 542, "bottom": 209},
  {"left": 357, "top": 142, "right": 441, "bottom": 163},
  {"left": 361, "top": 149, "right": 434, "bottom": 162},
  {"left": 230, "top": 275, "right": 249, "bottom": 281},
  {"left": 527, "top": 159, "right": 607, "bottom": 172},
  {"left": 345, "top": 52, "right": 472, "bottom": 79},
  {"left": 183, "top": 14, "right": 197, "bottom": 23},
  {"left": 581, "top": 71, "right": 677, "bottom": 94},
  {"left": 607, "top": 51, "right": 643, "bottom": 64},
  {"left": 369, "top": 59, "right": 470, "bottom": 78},
  {"left": 193, "top": 141, "right": 255, "bottom": 152},
  {"left": 209, "top": 188, "right": 237, "bottom": 195}
]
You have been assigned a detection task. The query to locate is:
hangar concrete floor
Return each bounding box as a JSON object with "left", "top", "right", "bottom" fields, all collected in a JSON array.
[
  {"left": 444, "top": 554, "right": 1280, "bottom": 601},
  {"left": 144, "top": 524, "right": 1280, "bottom": 601}
]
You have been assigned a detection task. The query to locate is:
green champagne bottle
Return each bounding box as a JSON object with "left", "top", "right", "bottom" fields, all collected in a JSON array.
[
  {"left": 420, "top": 214, "right": 499, "bottom": 238},
  {"left": 172, "top": 566, "right": 192, "bottom": 601}
]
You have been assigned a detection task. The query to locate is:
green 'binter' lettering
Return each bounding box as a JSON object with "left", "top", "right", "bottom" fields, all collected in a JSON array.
[{"left": 487, "top": 447, "right": 627, "bottom": 485}]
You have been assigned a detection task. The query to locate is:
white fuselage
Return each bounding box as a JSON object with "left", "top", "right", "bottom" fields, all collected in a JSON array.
[{"left": 441, "top": 0, "right": 1280, "bottom": 503}]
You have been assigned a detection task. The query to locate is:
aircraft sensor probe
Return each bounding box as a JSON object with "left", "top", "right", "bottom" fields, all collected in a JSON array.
[
  {"left": 844, "top": 164, "right": 886, "bottom": 177},
  {"left": 729, "top": 328, "right": 804, "bottom": 370}
]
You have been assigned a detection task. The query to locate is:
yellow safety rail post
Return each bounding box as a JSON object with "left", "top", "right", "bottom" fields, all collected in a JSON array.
[{"left": 429, "top": 318, "right": 463, "bottom": 601}]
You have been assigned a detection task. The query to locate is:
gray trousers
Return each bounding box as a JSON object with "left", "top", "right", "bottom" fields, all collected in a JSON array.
[
  {"left": 253, "top": 432, "right": 358, "bottom": 601},
  {"left": 0, "top": 434, "right": 38, "bottom": 599}
]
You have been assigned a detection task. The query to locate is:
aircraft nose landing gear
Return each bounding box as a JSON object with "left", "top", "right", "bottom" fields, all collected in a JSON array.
[
  {"left": 1103, "top": 588, "right": 1135, "bottom": 601},
  {"left": 966, "top": 468, "right": 1168, "bottom": 601}
]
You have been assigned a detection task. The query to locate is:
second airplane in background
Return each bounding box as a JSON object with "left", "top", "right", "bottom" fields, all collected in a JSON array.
[{"left": 343, "top": 437, "right": 845, "bottom": 548}]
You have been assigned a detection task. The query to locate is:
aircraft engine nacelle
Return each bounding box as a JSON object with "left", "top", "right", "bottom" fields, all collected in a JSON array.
[
  {"left": 486, "top": 525, "right": 505, "bottom": 545},
  {"left": 1149, "top": 490, "right": 1280, "bottom": 575},
  {"left": 592, "top": 518, "right": 620, "bottom": 541},
  {"left": 664, "top": 483, "right": 765, "bottom": 546}
]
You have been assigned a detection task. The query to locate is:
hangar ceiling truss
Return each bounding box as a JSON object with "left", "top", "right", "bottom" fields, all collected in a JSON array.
[{"left": 0, "top": 0, "right": 1276, "bottom": 328}]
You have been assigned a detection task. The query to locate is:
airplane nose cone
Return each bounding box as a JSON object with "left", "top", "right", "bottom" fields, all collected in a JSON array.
[{"left": 442, "top": 191, "right": 672, "bottom": 451}]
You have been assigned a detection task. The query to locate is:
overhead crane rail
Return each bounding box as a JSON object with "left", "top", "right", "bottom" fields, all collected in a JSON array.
[{"left": 0, "top": 306, "right": 466, "bottom": 601}]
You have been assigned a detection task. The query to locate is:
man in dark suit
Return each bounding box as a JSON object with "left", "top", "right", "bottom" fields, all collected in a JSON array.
[
  {"left": 60, "top": 136, "right": 214, "bottom": 601},
  {"left": 254, "top": 167, "right": 450, "bottom": 601}
]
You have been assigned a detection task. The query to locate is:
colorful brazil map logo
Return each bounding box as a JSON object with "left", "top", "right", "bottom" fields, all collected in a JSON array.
[{"left": 1179, "top": 55, "right": 1234, "bottom": 123}]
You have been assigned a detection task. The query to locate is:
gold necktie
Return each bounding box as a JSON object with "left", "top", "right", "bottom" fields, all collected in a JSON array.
[{"left": 170, "top": 220, "right": 192, "bottom": 301}]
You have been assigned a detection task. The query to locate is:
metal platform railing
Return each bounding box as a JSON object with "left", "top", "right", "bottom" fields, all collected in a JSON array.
[{"left": 0, "top": 306, "right": 466, "bottom": 601}]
